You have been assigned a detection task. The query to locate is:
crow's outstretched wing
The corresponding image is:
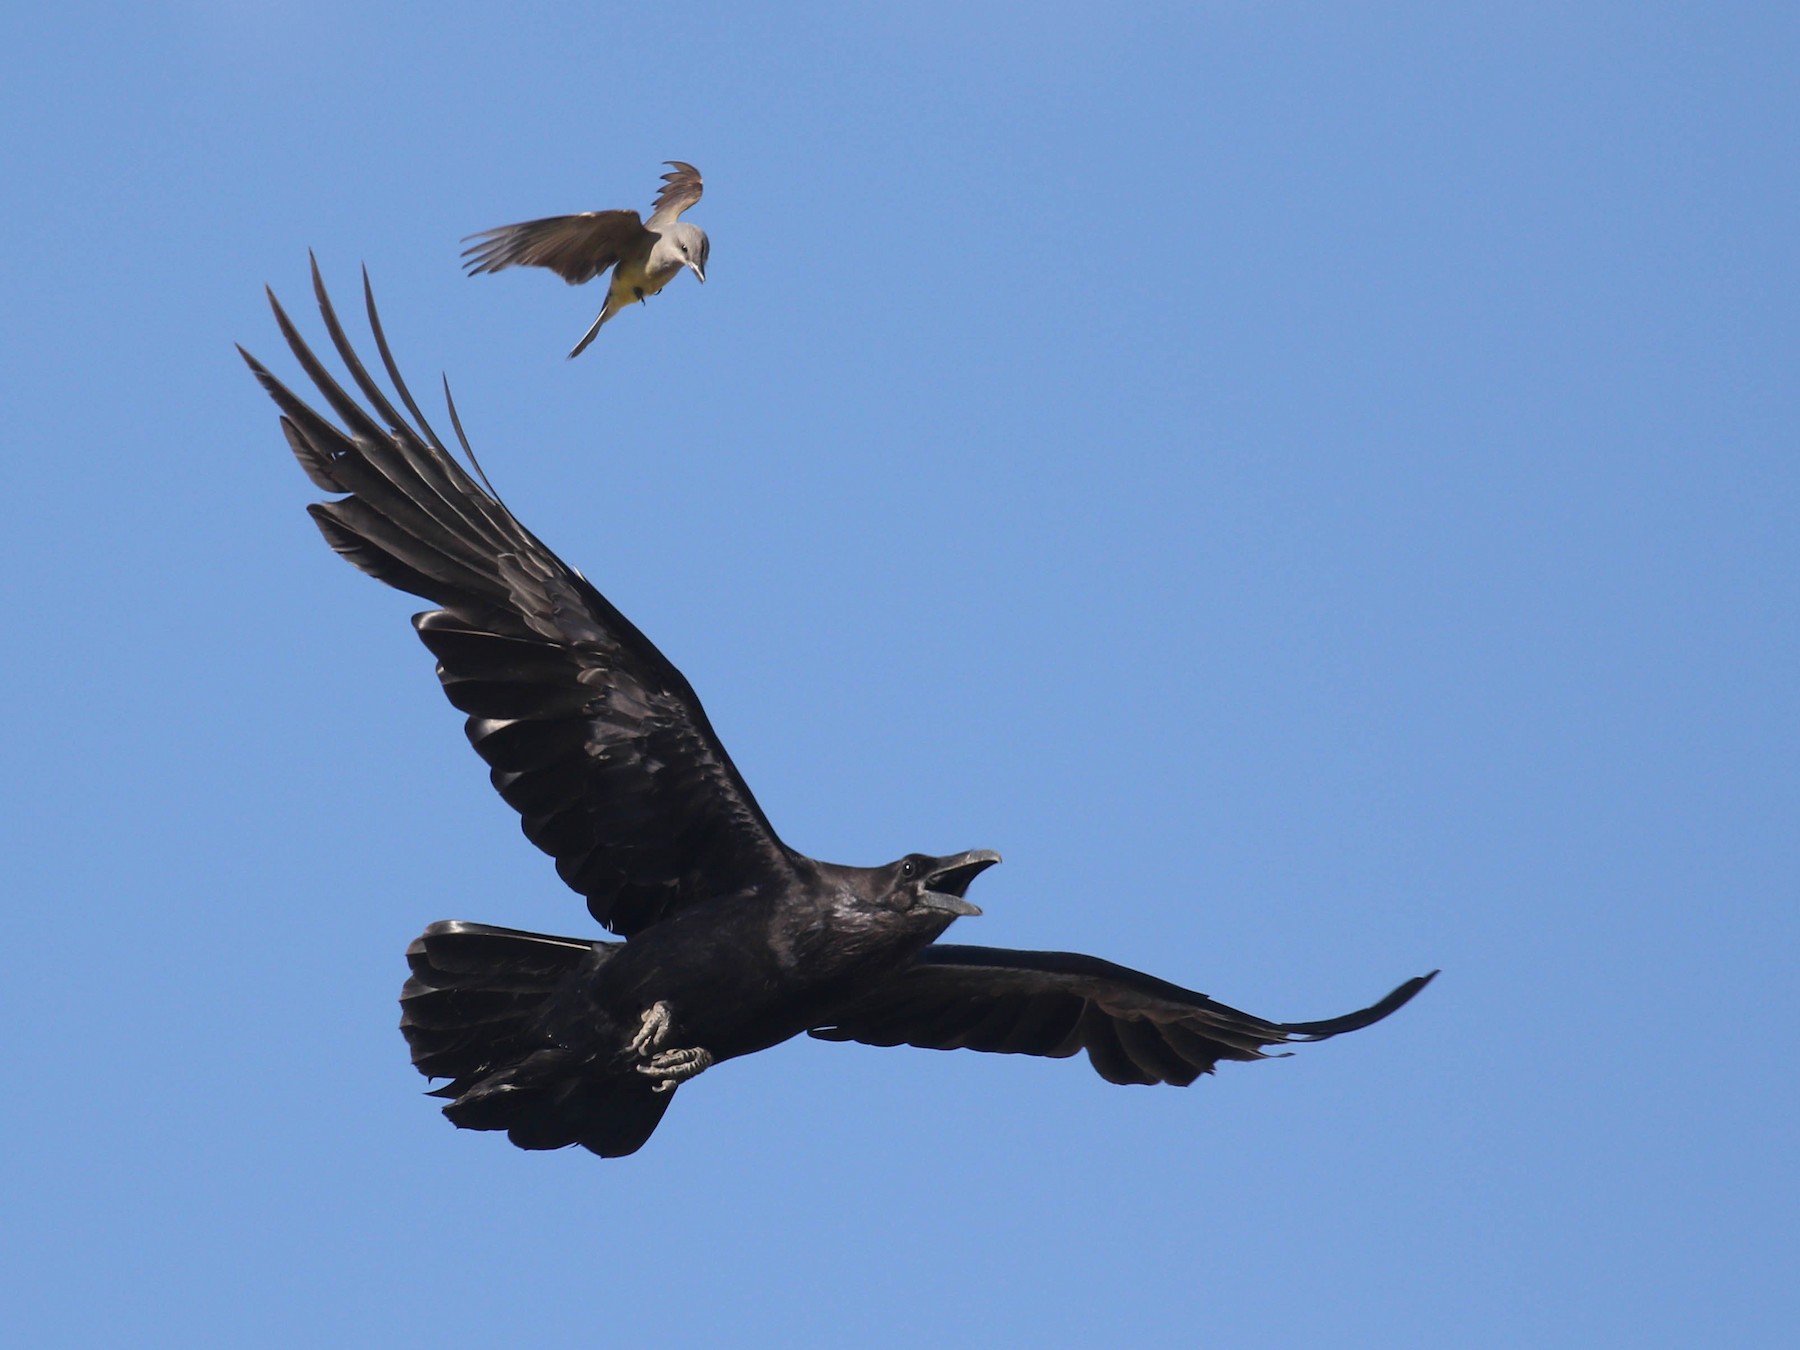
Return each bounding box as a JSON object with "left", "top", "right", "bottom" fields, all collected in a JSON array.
[
  {"left": 242, "top": 259, "right": 799, "bottom": 936},
  {"left": 461, "top": 210, "right": 647, "bottom": 284},
  {"left": 810, "top": 946, "right": 1435, "bottom": 1085}
]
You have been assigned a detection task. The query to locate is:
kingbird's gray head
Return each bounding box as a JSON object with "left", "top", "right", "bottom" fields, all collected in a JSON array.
[{"left": 666, "top": 222, "right": 708, "bottom": 284}]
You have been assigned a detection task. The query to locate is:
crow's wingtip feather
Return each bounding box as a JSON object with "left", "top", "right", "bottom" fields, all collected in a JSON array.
[{"left": 1282, "top": 969, "right": 1439, "bottom": 1042}]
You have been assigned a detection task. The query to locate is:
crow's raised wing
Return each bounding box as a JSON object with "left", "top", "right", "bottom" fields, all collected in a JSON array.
[
  {"left": 810, "top": 946, "right": 1435, "bottom": 1085},
  {"left": 461, "top": 210, "right": 647, "bottom": 284},
  {"left": 242, "top": 259, "right": 800, "bottom": 936}
]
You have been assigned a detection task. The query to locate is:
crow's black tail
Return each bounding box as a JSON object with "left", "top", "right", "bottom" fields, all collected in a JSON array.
[{"left": 400, "top": 920, "right": 672, "bottom": 1157}]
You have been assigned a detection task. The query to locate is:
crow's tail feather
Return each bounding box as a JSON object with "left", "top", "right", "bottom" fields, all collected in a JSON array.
[{"left": 400, "top": 920, "right": 671, "bottom": 1157}]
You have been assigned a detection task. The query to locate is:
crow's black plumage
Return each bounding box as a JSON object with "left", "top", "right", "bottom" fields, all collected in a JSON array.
[{"left": 243, "top": 262, "right": 1435, "bottom": 1158}]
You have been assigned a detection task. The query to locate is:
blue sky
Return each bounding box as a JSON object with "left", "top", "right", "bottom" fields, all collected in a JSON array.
[{"left": 4, "top": 3, "right": 1795, "bottom": 1346}]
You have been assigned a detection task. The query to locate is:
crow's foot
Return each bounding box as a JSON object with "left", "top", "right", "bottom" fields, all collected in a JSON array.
[
  {"left": 636, "top": 1046, "right": 714, "bottom": 1094},
  {"left": 630, "top": 1001, "right": 674, "bottom": 1058}
]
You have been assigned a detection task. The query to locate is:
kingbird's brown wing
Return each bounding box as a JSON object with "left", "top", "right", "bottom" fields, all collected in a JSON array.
[
  {"left": 461, "top": 210, "right": 646, "bottom": 285},
  {"left": 645, "top": 161, "right": 703, "bottom": 227}
]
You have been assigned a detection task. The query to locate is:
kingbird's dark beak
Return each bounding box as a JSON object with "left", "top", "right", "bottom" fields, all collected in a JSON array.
[
  {"left": 919, "top": 849, "right": 1001, "bottom": 916},
  {"left": 689, "top": 261, "right": 706, "bottom": 284}
]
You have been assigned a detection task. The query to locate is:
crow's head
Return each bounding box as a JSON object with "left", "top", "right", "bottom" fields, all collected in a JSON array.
[{"left": 884, "top": 849, "right": 1001, "bottom": 918}]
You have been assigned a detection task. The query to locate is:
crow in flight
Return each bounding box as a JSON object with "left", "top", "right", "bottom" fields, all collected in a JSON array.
[
  {"left": 462, "top": 160, "right": 708, "bottom": 359},
  {"left": 241, "top": 263, "right": 1435, "bottom": 1158}
]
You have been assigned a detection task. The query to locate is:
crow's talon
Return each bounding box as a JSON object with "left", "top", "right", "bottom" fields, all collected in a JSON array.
[
  {"left": 636, "top": 1045, "right": 713, "bottom": 1093},
  {"left": 630, "top": 1001, "right": 674, "bottom": 1058}
]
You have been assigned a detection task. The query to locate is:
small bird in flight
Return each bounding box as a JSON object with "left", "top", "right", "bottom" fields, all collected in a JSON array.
[
  {"left": 462, "top": 160, "right": 709, "bottom": 359},
  {"left": 242, "top": 264, "right": 1434, "bottom": 1159}
]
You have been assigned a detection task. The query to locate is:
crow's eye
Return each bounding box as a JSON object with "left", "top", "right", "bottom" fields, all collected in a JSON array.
[{"left": 900, "top": 860, "right": 917, "bottom": 879}]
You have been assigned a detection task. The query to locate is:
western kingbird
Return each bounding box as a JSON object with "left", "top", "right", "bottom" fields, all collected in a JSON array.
[{"left": 462, "top": 161, "right": 709, "bottom": 359}]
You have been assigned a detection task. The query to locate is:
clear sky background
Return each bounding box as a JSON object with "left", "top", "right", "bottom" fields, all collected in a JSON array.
[{"left": 4, "top": 3, "right": 1795, "bottom": 1346}]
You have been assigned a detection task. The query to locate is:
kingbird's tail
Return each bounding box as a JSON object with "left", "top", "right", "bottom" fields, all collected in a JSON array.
[{"left": 566, "top": 307, "right": 610, "bottom": 359}]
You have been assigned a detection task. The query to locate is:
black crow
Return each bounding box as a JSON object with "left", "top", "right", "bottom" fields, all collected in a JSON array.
[{"left": 242, "top": 262, "right": 1435, "bottom": 1158}]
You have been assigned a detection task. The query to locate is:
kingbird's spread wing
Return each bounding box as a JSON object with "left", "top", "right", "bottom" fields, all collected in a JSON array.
[
  {"left": 461, "top": 210, "right": 646, "bottom": 284},
  {"left": 242, "top": 260, "right": 801, "bottom": 936},
  {"left": 645, "top": 161, "right": 703, "bottom": 228},
  {"left": 810, "top": 946, "right": 1435, "bottom": 1085}
]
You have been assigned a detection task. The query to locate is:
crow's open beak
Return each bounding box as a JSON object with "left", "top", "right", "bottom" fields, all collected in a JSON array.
[{"left": 919, "top": 849, "right": 1001, "bottom": 916}]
